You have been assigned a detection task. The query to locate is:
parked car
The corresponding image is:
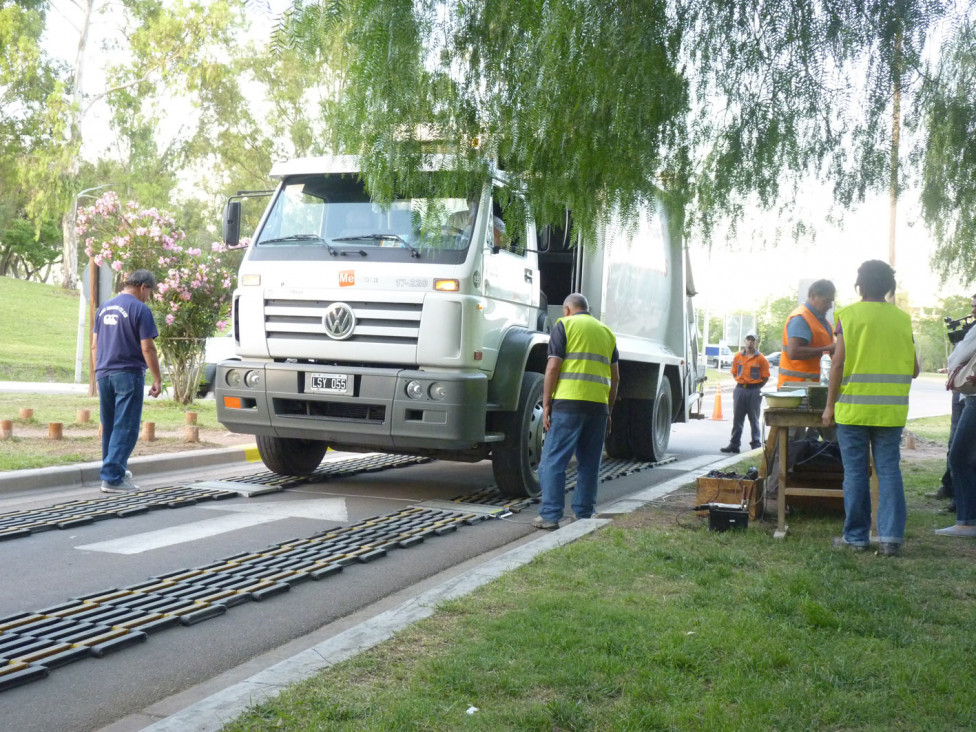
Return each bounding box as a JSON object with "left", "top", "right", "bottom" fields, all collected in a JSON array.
[
  {"left": 766, "top": 351, "right": 781, "bottom": 367},
  {"left": 197, "top": 334, "right": 238, "bottom": 397},
  {"left": 704, "top": 344, "right": 734, "bottom": 369}
]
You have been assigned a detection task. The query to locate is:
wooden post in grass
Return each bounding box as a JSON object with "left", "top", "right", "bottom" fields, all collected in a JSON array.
[
  {"left": 48, "top": 422, "right": 63, "bottom": 440},
  {"left": 77, "top": 408, "right": 91, "bottom": 424},
  {"left": 141, "top": 422, "right": 156, "bottom": 442},
  {"left": 19, "top": 408, "right": 33, "bottom": 420},
  {"left": 0, "top": 420, "right": 12, "bottom": 440},
  {"left": 184, "top": 425, "right": 199, "bottom": 443},
  {"left": 185, "top": 411, "right": 198, "bottom": 425}
]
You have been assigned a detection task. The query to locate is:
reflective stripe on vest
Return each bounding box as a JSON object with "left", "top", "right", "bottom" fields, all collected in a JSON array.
[
  {"left": 777, "top": 304, "right": 833, "bottom": 388},
  {"left": 834, "top": 302, "right": 915, "bottom": 427},
  {"left": 553, "top": 314, "right": 616, "bottom": 404}
]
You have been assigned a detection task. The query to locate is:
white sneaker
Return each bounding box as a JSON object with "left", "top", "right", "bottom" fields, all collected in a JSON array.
[{"left": 101, "top": 477, "right": 140, "bottom": 494}]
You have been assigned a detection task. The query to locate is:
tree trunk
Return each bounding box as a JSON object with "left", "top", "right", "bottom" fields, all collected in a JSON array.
[
  {"left": 59, "top": 0, "right": 96, "bottom": 290},
  {"left": 888, "top": 29, "right": 902, "bottom": 274}
]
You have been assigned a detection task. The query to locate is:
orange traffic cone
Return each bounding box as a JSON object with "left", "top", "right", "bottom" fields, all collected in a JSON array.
[{"left": 711, "top": 383, "right": 724, "bottom": 420}]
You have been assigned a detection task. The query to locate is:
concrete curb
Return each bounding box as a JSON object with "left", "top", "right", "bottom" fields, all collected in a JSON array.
[{"left": 0, "top": 444, "right": 258, "bottom": 494}]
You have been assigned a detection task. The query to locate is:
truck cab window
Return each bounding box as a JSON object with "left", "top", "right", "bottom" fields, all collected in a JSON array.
[
  {"left": 491, "top": 196, "right": 524, "bottom": 256},
  {"left": 253, "top": 174, "right": 478, "bottom": 264}
]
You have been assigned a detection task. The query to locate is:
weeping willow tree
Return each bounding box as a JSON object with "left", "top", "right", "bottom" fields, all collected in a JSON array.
[
  {"left": 269, "top": 0, "right": 962, "bottom": 266},
  {"left": 917, "top": 15, "right": 976, "bottom": 285}
]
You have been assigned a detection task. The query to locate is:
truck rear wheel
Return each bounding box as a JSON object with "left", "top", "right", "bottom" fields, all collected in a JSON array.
[
  {"left": 629, "top": 375, "right": 672, "bottom": 461},
  {"left": 256, "top": 435, "right": 329, "bottom": 476},
  {"left": 491, "top": 372, "right": 545, "bottom": 498},
  {"left": 604, "top": 399, "right": 632, "bottom": 459}
]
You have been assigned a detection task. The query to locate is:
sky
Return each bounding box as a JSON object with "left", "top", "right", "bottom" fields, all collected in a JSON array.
[{"left": 689, "top": 188, "right": 962, "bottom": 315}]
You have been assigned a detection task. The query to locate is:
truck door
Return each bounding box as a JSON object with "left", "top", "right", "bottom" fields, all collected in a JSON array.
[{"left": 481, "top": 185, "right": 539, "bottom": 331}]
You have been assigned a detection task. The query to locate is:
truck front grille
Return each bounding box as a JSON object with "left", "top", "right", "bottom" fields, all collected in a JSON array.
[{"left": 264, "top": 299, "right": 422, "bottom": 345}]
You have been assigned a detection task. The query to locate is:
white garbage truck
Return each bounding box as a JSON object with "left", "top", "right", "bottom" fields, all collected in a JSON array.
[{"left": 216, "top": 155, "right": 704, "bottom": 497}]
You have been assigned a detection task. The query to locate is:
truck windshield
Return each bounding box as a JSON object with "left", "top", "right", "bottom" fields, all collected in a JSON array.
[{"left": 253, "top": 173, "right": 478, "bottom": 264}]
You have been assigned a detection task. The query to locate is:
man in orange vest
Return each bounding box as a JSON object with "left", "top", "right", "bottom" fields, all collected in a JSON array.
[
  {"left": 777, "top": 279, "right": 836, "bottom": 390},
  {"left": 721, "top": 332, "right": 770, "bottom": 453}
]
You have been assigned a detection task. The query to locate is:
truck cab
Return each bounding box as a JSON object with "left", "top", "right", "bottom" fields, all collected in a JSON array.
[{"left": 216, "top": 155, "right": 701, "bottom": 497}]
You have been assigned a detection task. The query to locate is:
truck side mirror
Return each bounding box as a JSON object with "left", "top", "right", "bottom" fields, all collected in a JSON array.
[{"left": 223, "top": 200, "right": 241, "bottom": 247}]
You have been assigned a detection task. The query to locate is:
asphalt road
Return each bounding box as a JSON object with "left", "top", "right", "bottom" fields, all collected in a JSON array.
[{"left": 0, "top": 376, "right": 950, "bottom": 731}]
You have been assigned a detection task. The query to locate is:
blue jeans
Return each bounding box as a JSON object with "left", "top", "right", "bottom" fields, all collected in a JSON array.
[
  {"left": 98, "top": 370, "right": 145, "bottom": 485},
  {"left": 730, "top": 385, "right": 763, "bottom": 448},
  {"left": 948, "top": 396, "right": 976, "bottom": 525},
  {"left": 836, "top": 423, "right": 906, "bottom": 545},
  {"left": 538, "top": 410, "right": 607, "bottom": 522}
]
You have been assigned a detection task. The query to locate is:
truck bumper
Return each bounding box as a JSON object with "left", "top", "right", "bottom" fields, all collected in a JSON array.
[{"left": 215, "top": 361, "right": 488, "bottom": 451}]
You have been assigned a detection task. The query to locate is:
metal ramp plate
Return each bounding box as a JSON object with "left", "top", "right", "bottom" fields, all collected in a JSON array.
[
  {"left": 190, "top": 480, "right": 283, "bottom": 498},
  {"left": 416, "top": 500, "right": 511, "bottom": 518}
]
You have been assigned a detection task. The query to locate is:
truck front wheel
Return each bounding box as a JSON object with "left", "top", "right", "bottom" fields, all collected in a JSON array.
[
  {"left": 491, "top": 372, "right": 545, "bottom": 498},
  {"left": 256, "top": 435, "right": 329, "bottom": 476},
  {"left": 629, "top": 375, "right": 673, "bottom": 462}
]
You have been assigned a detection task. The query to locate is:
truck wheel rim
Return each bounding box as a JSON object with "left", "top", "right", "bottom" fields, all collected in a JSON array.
[{"left": 527, "top": 397, "right": 545, "bottom": 471}]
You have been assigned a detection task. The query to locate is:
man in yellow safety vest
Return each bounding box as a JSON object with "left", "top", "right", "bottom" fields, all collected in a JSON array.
[
  {"left": 534, "top": 293, "right": 620, "bottom": 529},
  {"left": 823, "top": 260, "right": 919, "bottom": 556}
]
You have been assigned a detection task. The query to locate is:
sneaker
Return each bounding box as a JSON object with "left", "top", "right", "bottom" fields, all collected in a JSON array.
[
  {"left": 832, "top": 537, "right": 868, "bottom": 552},
  {"left": 720, "top": 445, "right": 740, "bottom": 454},
  {"left": 926, "top": 488, "right": 951, "bottom": 500},
  {"left": 750, "top": 442, "right": 761, "bottom": 449},
  {"left": 945, "top": 501, "right": 957, "bottom": 513},
  {"left": 100, "top": 477, "right": 140, "bottom": 494},
  {"left": 934, "top": 524, "right": 976, "bottom": 538},
  {"left": 878, "top": 542, "right": 901, "bottom": 556},
  {"left": 532, "top": 516, "right": 560, "bottom": 531}
]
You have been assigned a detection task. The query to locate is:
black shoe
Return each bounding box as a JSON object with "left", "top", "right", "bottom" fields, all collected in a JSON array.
[
  {"left": 945, "top": 501, "right": 957, "bottom": 513},
  {"left": 926, "top": 488, "right": 951, "bottom": 500},
  {"left": 720, "top": 445, "right": 740, "bottom": 454},
  {"left": 750, "top": 442, "right": 761, "bottom": 449},
  {"left": 878, "top": 542, "right": 901, "bottom": 557}
]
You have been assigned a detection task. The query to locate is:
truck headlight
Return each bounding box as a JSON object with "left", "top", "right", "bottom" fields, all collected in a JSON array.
[
  {"left": 429, "top": 382, "right": 448, "bottom": 401},
  {"left": 244, "top": 370, "right": 262, "bottom": 388},
  {"left": 225, "top": 369, "right": 243, "bottom": 388},
  {"left": 405, "top": 380, "right": 425, "bottom": 400}
]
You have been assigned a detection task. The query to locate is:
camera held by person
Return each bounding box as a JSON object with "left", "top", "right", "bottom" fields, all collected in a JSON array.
[{"left": 945, "top": 314, "right": 974, "bottom": 345}]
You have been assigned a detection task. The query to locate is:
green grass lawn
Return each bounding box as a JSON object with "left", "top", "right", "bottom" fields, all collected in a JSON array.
[
  {"left": 0, "top": 276, "right": 88, "bottom": 382},
  {"left": 225, "top": 454, "right": 975, "bottom": 731}
]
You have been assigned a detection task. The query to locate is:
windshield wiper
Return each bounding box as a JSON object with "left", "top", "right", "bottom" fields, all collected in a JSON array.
[
  {"left": 259, "top": 234, "right": 338, "bottom": 256},
  {"left": 332, "top": 233, "right": 421, "bottom": 258}
]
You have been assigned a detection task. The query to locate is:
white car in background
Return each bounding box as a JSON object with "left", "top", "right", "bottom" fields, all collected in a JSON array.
[{"left": 197, "top": 334, "right": 238, "bottom": 397}]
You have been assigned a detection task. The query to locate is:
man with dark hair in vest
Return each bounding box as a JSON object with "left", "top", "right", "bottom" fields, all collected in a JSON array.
[
  {"left": 534, "top": 293, "right": 620, "bottom": 530},
  {"left": 778, "top": 279, "right": 836, "bottom": 390},
  {"left": 823, "top": 260, "right": 919, "bottom": 556}
]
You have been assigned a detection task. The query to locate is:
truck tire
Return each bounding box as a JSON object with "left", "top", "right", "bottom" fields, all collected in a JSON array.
[
  {"left": 256, "top": 435, "right": 329, "bottom": 476},
  {"left": 629, "top": 375, "right": 672, "bottom": 461},
  {"left": 604, "top": 399, "right": 632, "bottom": 459},
  {"left": 491, "top": 372, "right": 545, "bottom": 498}
]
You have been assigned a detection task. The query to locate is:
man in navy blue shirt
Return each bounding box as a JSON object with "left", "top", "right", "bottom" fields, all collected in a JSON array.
[{"left": 92, "top": 269, "right": 162, "bottom": 493}]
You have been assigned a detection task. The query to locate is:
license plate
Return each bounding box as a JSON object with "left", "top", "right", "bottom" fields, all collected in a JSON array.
[{"left": 309, "top": 373, "right": 349, "bottom": 394}]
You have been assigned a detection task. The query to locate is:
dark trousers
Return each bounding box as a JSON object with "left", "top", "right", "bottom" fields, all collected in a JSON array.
[
  {"left": 730, "top": 385, "right": 763, "bottom": 448},
  {"left": 939, "top": 392, "right": 966, "bottom": 496}
]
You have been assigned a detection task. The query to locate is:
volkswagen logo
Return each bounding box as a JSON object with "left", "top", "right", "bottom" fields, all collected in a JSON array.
[{"left": 323, "top": 302, "right": 356, "bottom": 340}]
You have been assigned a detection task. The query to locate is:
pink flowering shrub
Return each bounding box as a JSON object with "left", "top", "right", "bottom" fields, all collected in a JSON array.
[{"left": 78, "top": 192, "right": 242, "bottom": 404}]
